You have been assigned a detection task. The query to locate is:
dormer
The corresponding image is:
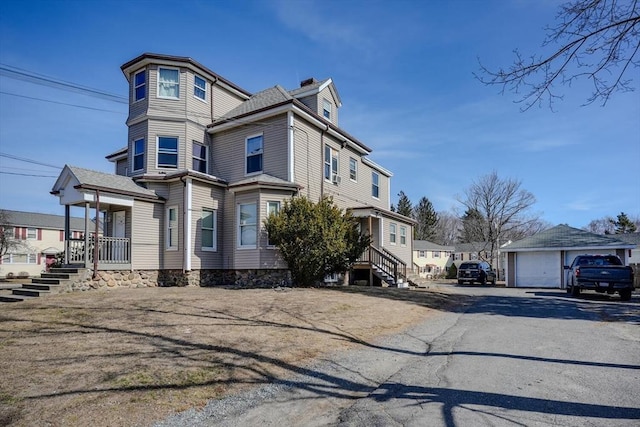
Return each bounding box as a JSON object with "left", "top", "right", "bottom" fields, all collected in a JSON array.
[{"left": 289, "top": 78, "right": 342, "bottom": 125}]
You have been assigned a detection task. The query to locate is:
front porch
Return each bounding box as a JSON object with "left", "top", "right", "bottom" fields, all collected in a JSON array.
[{"left": 66, "top": 236, "right": 131, "bottom": 270}]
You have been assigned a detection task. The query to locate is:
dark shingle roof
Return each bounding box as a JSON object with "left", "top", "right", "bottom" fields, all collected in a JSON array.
[
  {"left": 503, "top": 224, "right": 636, "bottom": 251},
  {"left": 64, "top": 166, "right": 159, "bottom": 199},
  {"left": 218, "top": 86, "right": 292, "bottom": 120},
  {"left": 2, "top": 209, "right": 86, "bottom": 231}
]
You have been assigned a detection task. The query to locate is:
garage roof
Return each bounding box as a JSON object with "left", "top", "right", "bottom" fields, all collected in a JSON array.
[{"left": 503, "top": 224, "right": 636, "bottom": 252}]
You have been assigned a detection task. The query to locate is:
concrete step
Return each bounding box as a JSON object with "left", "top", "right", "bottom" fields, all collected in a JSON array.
[
  {"left": 13, "top": 288, "right": 51, "bottom": 298},
  {"left": 41, "top": 272, "right": 71, "bottom": 280},
  {"left": 31, "top": 278, "right": 61, "bottom": 285},
  {"left": 23, "top": 283, "right": 62, "bottom": 292},
  {"left": 50, "top": 267, "right": 81, "bottom": 274},
  {"left": 0, "top": 294, "right": 36, "bottom": 303}
]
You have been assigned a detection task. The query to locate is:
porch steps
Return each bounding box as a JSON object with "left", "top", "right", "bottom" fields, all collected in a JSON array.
[{"left": 0, "top": 267, "right": 80, "bottom": 303}]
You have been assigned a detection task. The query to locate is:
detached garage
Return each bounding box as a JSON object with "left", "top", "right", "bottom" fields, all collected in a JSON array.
[{"left": 503, "top": 224, "right": 636, "bottom": 288}]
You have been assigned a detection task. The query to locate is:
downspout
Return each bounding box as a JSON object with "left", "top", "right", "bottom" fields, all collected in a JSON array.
[
  {"left": 287, "top": 111, "right": 294, "bottom": 182},
  {"left": 93, "top": 190, "right": 100, "bottom": 279},
  {"left": 183, "top": 177, "right": 192, "bottom": 272},
  {"left": 210, "top": 77, "right": 218, "bottom": 122},
  {"left": 320, "top": 126, "right": 328, "bottom": 199}
]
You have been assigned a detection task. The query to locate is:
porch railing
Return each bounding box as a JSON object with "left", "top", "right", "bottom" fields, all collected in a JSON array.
[
  {"left": 357, "top": 246, "right": 407, "bottom": 285},
  {"left": 68, "top": 236, "right": 130, "bottom": 266}
]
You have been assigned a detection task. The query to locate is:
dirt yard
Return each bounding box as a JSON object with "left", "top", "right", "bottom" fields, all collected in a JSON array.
[{"left": 0, "top": 285, "right": 462, "bottom": 426}]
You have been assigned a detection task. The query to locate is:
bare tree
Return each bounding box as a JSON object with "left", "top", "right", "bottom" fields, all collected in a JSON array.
[
  {"left": 457, "top": 172, "right": 539, "bottom": 269},
  {"left": 477, "top": 0, "right": 640, "bottom": 110},
  {"left": 433, "top": 211, "right": 461, "bottom": 246},
  {"left": 0, "top": 209, "right": 25, "bottom": 259}
]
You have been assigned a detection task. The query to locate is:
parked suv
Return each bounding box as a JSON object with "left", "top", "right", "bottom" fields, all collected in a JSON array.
[{"left": 457, "top": 261, "right": 496, "bottom": 285}]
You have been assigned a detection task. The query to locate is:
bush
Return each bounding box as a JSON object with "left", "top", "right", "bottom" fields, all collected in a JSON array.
[{"left": 447, "top": 264, "right": 458, "bottom": 279}]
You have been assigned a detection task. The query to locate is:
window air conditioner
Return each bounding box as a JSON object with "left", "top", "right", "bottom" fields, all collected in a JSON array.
[{"left": 332, "top": 174, "right": 341, "bottom": 184}]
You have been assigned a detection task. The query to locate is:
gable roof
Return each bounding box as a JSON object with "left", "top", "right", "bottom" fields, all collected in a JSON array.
[
  {"left": 503, "top": 224, "right": 636, "bottom": 252},
  {"left": 414, "top": 240, "right": 454, "bottom": 251},
  {"left": 219, "top": 85, "right": 292, "bottom": 120},
  {"left": 1, "top": 209, "right": 86, "bottom": 231},
  {"left": 51, "top": 165, "right": 160, "bottom": 200},
  {"left": 288, "top": 78, "right": 342, "bottom": 107}
]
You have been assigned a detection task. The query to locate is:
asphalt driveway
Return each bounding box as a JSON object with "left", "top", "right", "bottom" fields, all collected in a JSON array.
[{"left": 158, "top": 284, "right": 640, "bottom": 427}]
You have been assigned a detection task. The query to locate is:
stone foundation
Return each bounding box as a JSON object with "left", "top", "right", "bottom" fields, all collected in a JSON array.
[{"left": 63, "top": 268, "right": 291, "bottom": 292}]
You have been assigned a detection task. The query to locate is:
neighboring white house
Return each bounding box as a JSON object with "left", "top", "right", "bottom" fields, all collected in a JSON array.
[
  {"left": 502, "top": 224, "right": 636, "bottom": 288},
  {"left": 0, "top": 210, "right": 87, "bottom": 278}
]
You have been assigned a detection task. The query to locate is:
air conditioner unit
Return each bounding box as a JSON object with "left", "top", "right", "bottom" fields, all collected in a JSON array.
[{"left": 332, "top": 174, "right": 341, "bottom": 184}]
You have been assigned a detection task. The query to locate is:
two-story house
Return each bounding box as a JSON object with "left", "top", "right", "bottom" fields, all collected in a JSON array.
[
  {"left": 50, "top": 53, "right": 415, "bottom": 287},
  {"left": 0, "top": 210, "right": 87, "bottom": 278},
  {"left": 412, "top": 240, "right": 454, "bottom": 279}
]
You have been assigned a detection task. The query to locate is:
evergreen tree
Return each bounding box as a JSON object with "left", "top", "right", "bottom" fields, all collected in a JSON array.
[
  {"left": 414, "top": 197, "right": 438, "bottom": 240},
  {"left": 460, "top": 208, "right": 486, "bottom": 243},
  {"left": 609, "top": 212, "right": 637, "bottom": 234},
  {"left": 264, "top": 196, "right": 371, "bottom": 286},
  {"left": 396, "top": 191, "right": 413, "bottom": 218}
]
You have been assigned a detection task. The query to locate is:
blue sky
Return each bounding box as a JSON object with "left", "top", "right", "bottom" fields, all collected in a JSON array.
[{"left": 0, "top": 0, "right": 638, "bottom": 229}]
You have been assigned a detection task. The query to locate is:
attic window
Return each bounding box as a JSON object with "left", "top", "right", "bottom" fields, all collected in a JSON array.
[{"left": 323, "top": 99, "right": 332, "bottom": 121}]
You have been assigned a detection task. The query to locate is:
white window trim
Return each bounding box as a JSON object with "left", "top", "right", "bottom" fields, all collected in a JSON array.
[
  {"left": 372, "top": 171, "right": 380, "bottom": 199},
  {"left": 194, "top": 74, "right": 207, "bottom": 102},
  {"left": 390, "top": 223, "right": 397, "bottom": 245},
  {"left": 237, "top": 202, "right": 257, "bottom": 249},
  {"left": 349, "top": 157, "right": 357, "bottom": 182},
  {"left": 192, "top": 141, "right": 208, "bottom": 174},
  {"left": 157, "top": 136, "right": 178, "bottom": 169},
  {"left": 134, "top": 69, "right": 146, "bottom": 102},
  {"left": 133, "top": 138, "right": 145, "bottom": 172},
  {"left": 245, "top": 133, "right": 264, "bottom": 176},
  {"left": 323, "top": 98, "right": 332, "bottom": 121},
  {"left": 400, "top": 226, "right": 407, "bottom": 246},
  {"left": 157, "top": 66, "right": 180, "bottom": 99},
  {"left": 266, "top": 201, "right": 280, "bottom": 248},
  {"left": 27, "top": 228, "right": 37, "bottom": 239},
  {"left": 166, "top": 206, "right": 178, "bottom": 251},
  {"left": 324, "top": 144, "right": 338, "bottom": 182},
  {"left": 201, "top": 208, "right": 217, "bottom": 252}
]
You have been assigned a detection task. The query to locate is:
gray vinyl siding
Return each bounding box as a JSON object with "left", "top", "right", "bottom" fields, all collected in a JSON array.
[
  {"left": 147, "top": 120, "right": 185, "bottom": 174},
  {"left": 258, "top": 190, "right": 291, "bottom": 269},
  {"left": 191, "top": 182, "right": 224, "bottom": 269},
  {"left": 363, "top": 164, "right": 390, "bottom": 210},
  {"left": 297, "top": 94, "right": 318, "bottom": 115},
  {"left": 128, "top": 67, "right": 148, "bottom": 122},
  {"left": 185, "top": 72, "right": 212, "bottom": 127},
  {"left": 185, "top": 123, "right": 209, "bottom": 172},
  {"left": 291, "top": 117, "right": 323, "bottom": 200},
  {"left": 212, "top": 85, "right": 245, "bottom": 119},
  {"left": 147, "top": 64, "right": 188, "bottom": 122},
  {"left": 211, "top": 114, "right": 289, "bottom": 182},
  {"left": 382, "top": 218, "right": 413, "bottom": 267},
  {"left": 222, "top": 190, "right": 236, "bottom": 269},
  {"left": 116, "top": 159, "right": 127, "bottom": 176},
  {"left": 128, "top": 121, "right": 147, "bottom": 176},
  {"left": 164, "top": 182, "right": 184, "bottom": 270},
  {"left": 233, "top": 192, "right": 260, "bottom": 269},
  {"left": 318, "top": 86, "right": 338, "bottom": 125},
  {"left": 131, "top": 200, "right": 162, "bottom": 270}
]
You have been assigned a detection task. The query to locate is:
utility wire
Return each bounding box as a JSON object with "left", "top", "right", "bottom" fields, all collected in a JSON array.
[
  {"left": 0, "top": 171, "right": 58, "bottom": 178},
  {"left": 0, "top": 152, "right": 62, "bottom": 169},
  {"left": 0, "top": 91, "right": 126, "bottom": 114},
  {"left": 0, "top": 64, "right": 128, "bottom": 103}
]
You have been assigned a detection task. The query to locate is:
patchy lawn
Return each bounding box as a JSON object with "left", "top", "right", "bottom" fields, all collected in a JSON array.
[{"left": 0, "top": 285, "right": 461, "bottom": 426}]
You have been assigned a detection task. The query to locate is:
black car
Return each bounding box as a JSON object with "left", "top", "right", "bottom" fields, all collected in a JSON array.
[{"left": 457, "top": 261, "right": 496, "bottom": 285}]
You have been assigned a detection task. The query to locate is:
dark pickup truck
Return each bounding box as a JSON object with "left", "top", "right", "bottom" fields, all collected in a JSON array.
[{"left": 564, "top": 255, "right": 634, "bottom": 301}]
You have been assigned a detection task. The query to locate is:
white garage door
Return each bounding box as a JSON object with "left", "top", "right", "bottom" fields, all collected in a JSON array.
[{"left": 516, "top": 251, "right": 561, "bottom": 288}]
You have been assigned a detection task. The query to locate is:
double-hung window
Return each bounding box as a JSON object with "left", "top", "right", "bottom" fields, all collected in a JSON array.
[
  {"left": 166, "top": 206, "right": 178, "bottom": 250},
  {"left": 372, "top": 171, "right": 380, "bottom": 198},
  {"left": 194, "top": 75, "right": 206, "bottom": 101},
  {"left": 133, "top": 138, "right": 144, "bottom": 171},
  {"left": 27, "top": 228, "right": 37, "bottom": 239},
  {"left": 201, "top": 208, "right": 216, "bottom": 251},
  {"left": 349, "top": 157, "right": 357, "bottom": 181},
  {"left": 390, "top": 223, "right": 397, "bottom": 244},
  {"left": 193, "top": 142, "right": 207, "bottom": 173},
  {"left": 266, "top": 201, "right": 280, "bottom": 246},
  {"left": 246, "top": 134, "right": 263, "bottom": 174},
  {"left": 157, "top": 136, "right": 178, "bottom": 168},
  {"left": 324, "top": 145, "right": 338, "bottom": 181},
  {"left": 158, "top": 67, "right": 179, "bottom": 99},
  {"left": 400, "top": 226, "right": 407, "bottom": 245},
  {"left": 134, "top": 70, "right": 146, "bottom": 101},
  {"left": 323, "top": 99, "right": 332, "bottom": 121},
  {"left": 419, "top": 250, "right": 425, "bottom": 258},
  {"left": 238, "top": 203, "right": 257, "bottom": 248}
]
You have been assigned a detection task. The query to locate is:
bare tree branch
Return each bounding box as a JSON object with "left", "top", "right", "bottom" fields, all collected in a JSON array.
[{"left": 476, "top": 0, "right": 640, "bottom": 110}]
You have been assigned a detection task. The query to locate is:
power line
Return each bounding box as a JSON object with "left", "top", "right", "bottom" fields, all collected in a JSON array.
[
  {"left": 0, "top": 171, "right": 58, "bottom": 178},
  {"left": 0, "top": 63, "right": 128, "bottom": 104},
  {"left": 0, "top": 152, "right": 62, "bottom": 169},
  {"left": 0, "top": 91, "right": 126, "bottom": 114}
]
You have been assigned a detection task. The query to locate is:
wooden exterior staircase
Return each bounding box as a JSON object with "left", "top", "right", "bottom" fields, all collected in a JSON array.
[{"left": 355, "top": 246, "right": 416, "bottom": 288}]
